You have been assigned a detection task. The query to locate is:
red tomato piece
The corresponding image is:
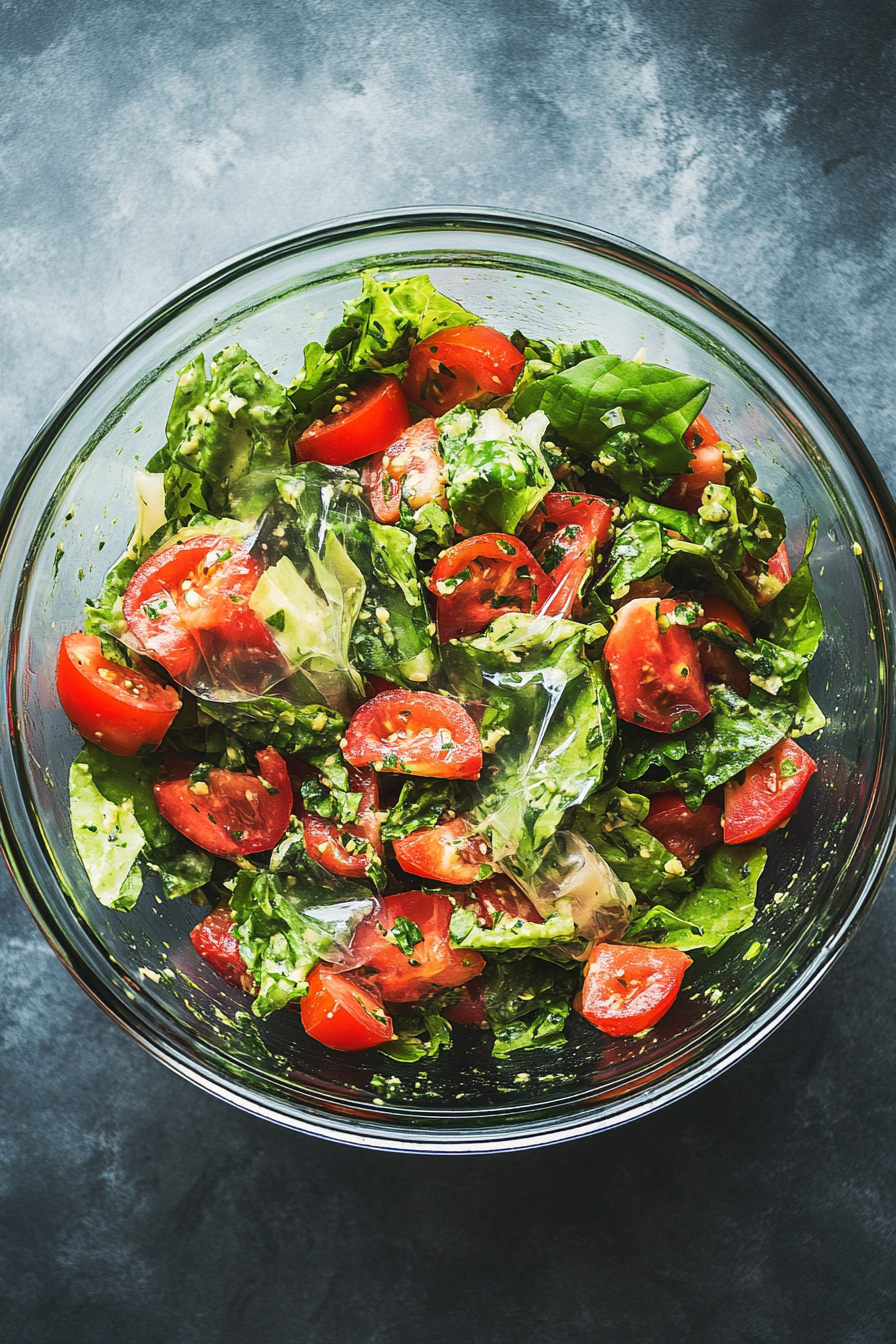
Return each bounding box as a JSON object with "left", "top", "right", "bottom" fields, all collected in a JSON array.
[
  {"left": 56, "top": 633, "right": 180, "bottom": 756},
  {"left": 299, "top": 764, "right": 383, "bottom": 879},
  {"left": 154, "top": 746, "right": 292, "bottom": 858},
  {"left": 577, "top": 943, "right": 692, "bottom": 1036},
  {"left": 343, "top": 690, "right": 482, "bottom": 780},
  {"left": 472, "top": 876, "right": 544, "bottom": 926},
  {"left": 402, "top": 325, "right": 524, "bottom": 416},
  {"left": 723, "top": 738, "right": 817, "bottom": 843},
  {"left": 295, "top": 375, "right": 411, "bottom": 466},
  {"left": 741, "top": 540, "right": 792, "bottom": 606},
  {"left": 361, "top": 417, "right": 447, "bottom": 524},
  {"left": 522, "top": 492, "right": 614, "bottom": 619},
  {"left": 683, "top": 413, "right": 721, "bottom": 450},
  {"left": 604, "top": 597, "right": 711, "bottom": 733},
  {"left": 442, "top": 975, "right": 488, "bottom": 1026},
  {"left": 428, "top": 533, "right": 553, "bottom": 642},
  {"left": 660, "top": 444, "right": 726, "bottom": 514},
  {"left": 351, "top": 891, "right": 485, "bottom": 1002},
  {"left": 768, "top": 540, "right": 792, "bottom": 586},
  {"left": 300, "top": 964, "right": 393, "bottom": 1051},
  {"left": 642, "top": 792, "right": 723, "bottom": 868},
  {"left": 122, "top": 534, "right": 284, "bottom": 694},
  {"left": 393, "top": 817, "right": 490, "bottom": 885},
  {"left": 695, "top": 595, "right": 753, "bottom": 699},
  {"left": 190, "top": 903, "right": 252, "bottom": 990}
]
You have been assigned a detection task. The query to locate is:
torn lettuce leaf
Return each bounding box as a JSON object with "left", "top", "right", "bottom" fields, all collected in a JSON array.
[
  {"left": 449, "top": 903, "right": 575, "bottom": 950},
  {"left": 439, "top": 406, "right": 554, "bottom": 536},
  {"left": 380, "top": 779, "right": 461, "bottom": 842},
  {"left": 229, "top": 870, "right": 330, "bottom": 1016},
  {"left": 483, "top": 957, "right": 578, "bottom": 1058},
  {"left": 69, "top": 759, "right": 145, "bottom": 910},
  {"left": 377, "top": 991, "right": 456, "bottom": 1063},
  {"left": 441, "top": 613, "right": 614, "bottom": 880},
  {"left": 700, "top": 620, "right": 810, "bottom": 696},
  {"left": 601, "top": 518, "right": 668, "bottom": 600},
  {"left": 197, "top": 693, "right": 346, "bottom": 757},
  {"left": 762, "top": 520, "right": 824, "bottom": 659},
  {"left": 626, "top": 844, "right": 767, "bottom": 954},
  {"left": 575, "top": 787, "right": 695, "bottom": 899}
]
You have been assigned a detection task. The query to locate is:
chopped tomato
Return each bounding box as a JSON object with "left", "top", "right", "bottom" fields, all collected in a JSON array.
[
  {"left": 642, "top": 792, "right": 723, "bottom": 868},
  {"left": 741, "top": 540, "right": 792, "bottom": 606},
  {"left": 300, "top": 964, "right": 393, "bottom": 1051},
  {"left": 683, "top": 413, "right": 721, "bottom": 451},
  {"left": 295, "top": 375, "right": 411, "bottom": 466},
  {"left": 724, "top": 738, "right": 817, "bottom": 843},
  {"left": 442, "top": 975, "right": 488, "bottom": 1026},
  {"left": 402, "top": 325, "right": 524, "bottom": 416},
  {"left": 296, "top": 763, "right": 383, "bottom": 879},
  {"left": 361, "top": 417, "right": 447, "bottom": 524},
  {"left": 190, "top": 904, "right": 251, "bottom": 990},
  {"left": 56, "top": 633, "right": 180, "bottom": 755},
  {"left": 472, "top": 876, "right": 544, "bottom": 926},
  {"left": 428, "top": 533, "right": 552, "bottom": 642},
  {"left": 393, "top": 818, "right": 490, "bottom": 885},
  {"left": 522, "top": 492, "right": 614, "bottom": 618},
  {"left": 343, "top": 689, "right": 482, "bottom": 779},
  {"left": 604, "top": 597, "right": 711, "bottom": 733},
  {"left": 122, "top": 534, "right": 284, "bottom": 694},
  {"left": 659, "top": 414, "right": 724, "bottom": 514},
  {"left": 695, "top": 595, "right": 753, "bottom": 699},
  {"left": 351, "top": 891, "right": 485, "bottom": 1002},
  {"left": 154, "top": 746, "right": 292, "bottom": 858},
  {"left": 577, "top": 943, "right": 692, "bottom": 1036}
]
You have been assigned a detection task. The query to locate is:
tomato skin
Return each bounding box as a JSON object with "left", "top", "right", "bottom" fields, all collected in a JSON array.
[
  {"left": 393, "top": 818, "right": 489, "bottom": 885},
  {"left": 724, "top": 738, "right": 817, "bottom": 843},
  {"left": 523, "top": 492, "right": 614, "bottom": 619},
  {"left": 683, "top": 413, "right": 721, "bottom": 451},
  {"left": 604, "top": 597, "right": 711, "bottom": 733},
  {"left": 300, "top": 964, "right": 393, "bottom": 1051},
  {"left": 695, "top": 595, "right": 753, "bottom": 699},
  {"left": 741, "top": 540, "right": 792, "bottom": 607},
  {"left": 154, "top": 746, "right": 293, "bottom": 858},
  {"left": 402, "top": 325, "right": 524, "bottom": 416},
  {"left": 578, "top": 943, "right": 692, "bottom": 1036},
  {"left": 442, "top": 975, "right": 488, "bottom": 1026},
  {"left": 768, "top": 540, "right": 792, "bottom": 586},
  {"left": 56, "top": 633, "right": 181, "bottom": 755},
  {"left": 428, "top": 533, "right": 553, "bottom": 642},
  {"left": 642, "top": 792, "right": 723, "bottom": 868},
  {"left": 190, "top": 904, "right": 252, "bottom": 990},
  {"left": 472, "top": 876, "right": 544, "bottom": 925},
  {"left": 351, "top": 892, "right": 485, "bottom": 1002},
  {"left": 297, "top": 764, "right": 383, "bottom": 879},
  {"left": 660, "top": 444, "right": 726, "bottom": 514},
  {"left": 123, "top": 534, "right": 284, "bottom": 694},
  {"left": 343, "top": 689, "right": 482, "bottom": 780},
  {"left": 295, "top": 376, "right": 411, "bottom": 466},
  {"left": 361, "top": 417, "right": 446, "bottom": 524}
]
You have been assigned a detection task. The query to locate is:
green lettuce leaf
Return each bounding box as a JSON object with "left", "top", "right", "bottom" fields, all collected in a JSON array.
[
  {"left": 762, "top": 520, "right": 824, "bottom": 658},
  {"left": 449, "top": 903, "right": 575, "bottom": 950},
  {"left": 483, "top": 957, "right": 578, "bottom": 1058},
  {"left": 229, "top": 870, "right": 331, "bottom": 1016},
  {"left": 575, "top": 787, "right": 695, "bottom": 898},
  {"left": 601, "top": 519, "right": 668, "bottom": 600},
  {"left": 626, "top": 844, "right": 767, "bottom": 953},
  {"left": 439, "top": 406, "right": 553, "bottom": 536},
  {"left": 700, "top": 620, "right": 809, "bottom": 696},
  {"left": 198, "top": 694, "right": 346, "bottom": 757},
  {"left": 380, "top": 779, "right": 460, "bottom": 842},
  {"left": 377, "top": 991, "right": 456, "bottom": 1063}
]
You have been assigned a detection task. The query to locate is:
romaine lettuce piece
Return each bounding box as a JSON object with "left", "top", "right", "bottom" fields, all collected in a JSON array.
[
  {"left": 449, "top": 903, "right": 575, "bottom": 950},
  {"left": 69, "top": 758, "right": 145, "bottom": 910},
  {"left": 626, "top": 844, "right": 767, "bottom": 954}
]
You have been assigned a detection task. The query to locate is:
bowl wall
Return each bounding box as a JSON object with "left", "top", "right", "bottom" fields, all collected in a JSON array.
[{"left": 2, "top": 210, "right": 895, "bottom": 1151}]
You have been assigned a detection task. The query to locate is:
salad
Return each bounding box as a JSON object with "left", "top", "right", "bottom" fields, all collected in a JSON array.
[{"left": 57, "top": 271, "right": 824, "bottom": 1063}]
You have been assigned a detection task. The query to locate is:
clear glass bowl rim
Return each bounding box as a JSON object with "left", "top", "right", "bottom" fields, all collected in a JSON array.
[{"left": 3, "top": 205, "right": 896, "bottom": 1154}]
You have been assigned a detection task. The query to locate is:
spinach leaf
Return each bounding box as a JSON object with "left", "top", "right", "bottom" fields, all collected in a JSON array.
[
  {"left": 523, "top": 354, "right": 709, "bottom": 475},
  {"left": 441, "top": 613, "right": 615, "bottom": 879},
  {"left": 620, "top": 685, "right": 794, "bottom": 808},
  {"left": 700, "top": 621, "right": 809, "bottom": 696},
  {"left": 601, "top": 519, "right": 668, "bottom": 600},
  {"left": 787, "top": 670, "right": 827, "bottom": 738},
  {"left": 507, "top": 332, "right": 608, "bottom": 419},
  {"left": 377, "top": 990, "right": 456, "bottom": 1063},
  {"left": 198, "top": 694, "right": 346, "bottom": 756},
  {"left": 626, "top": 844, "right": 767, "bottom": 953},
  {"left": 575, "top": 787, "right": 695, "bottom": 898},
  {"left": 380, "top": 779, "right": 460, "bottom": 842},
  {"left": 723, "top": 445, "right": 787, "bottom": 563},
  {"left": 229, "top": 870, "right": 330, "bottom": 1016},
  {"left": 626, "top": 491, "right": 745, "bottom": 573},
  {"left": 762, "top": 521, "right": 824, "bottom": 659},
  {"left": 349, "top": 520, "right": 435, "bottom": 681},
  {"left": 483, "top": 957, "right": 577, "bottom": 1058},
  {"left": 439, "top": 406, "right": 553, "bottom": 536}
]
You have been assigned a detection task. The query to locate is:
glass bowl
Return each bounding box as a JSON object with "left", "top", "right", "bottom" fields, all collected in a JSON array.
[{"left": 2, "top": 209, "right": 895, "bottom": 1154}]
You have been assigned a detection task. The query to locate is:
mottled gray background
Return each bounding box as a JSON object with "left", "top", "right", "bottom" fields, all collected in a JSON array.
[{"left": 2, "top": 2, "right": 895, "bottom": 1341}]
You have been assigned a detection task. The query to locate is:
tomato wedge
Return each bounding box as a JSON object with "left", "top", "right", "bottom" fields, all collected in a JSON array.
[
  {"left": 122, "top": 533, "right": 284, "bottom": 695},
  {"left": 724, "top": 738, "right": 817, "bottom": 843},
  {"left": 56, "top": 633, "right": 180, "bottom": 755},
  {"left": 741, "top": 540, "right": 792, "bottom": 606},
  {"left": 660, "top": 414, "right": 724, "bottom": 513},
  {"left": 428, "top": 533, "right": 552, "bottom": 642},
  {"left": 522, "top": 492, "right": 614, "bottom": 618},
  {"left": 393, "top": 818, "right": 491, "bottom": 885},
  {"left": 292, "top": 761, "right": 383, "bottom": 879},
  {"left": 343, "top": 690, "right": 482, "bottom": 779},
  {"left": 300, "top": 965, "right": 393, "bottom": 1051},
  {"left": 361, "top": 417, "right": 447, "bottom": 524},
  {"left": 190, "top": 904, "right": 252, "bottom": 990},
  {"left": 442, "top": 975, "right": 488, "bottom": 1026},
  {"left": 472, "top": 876, "right": 544, "bottom": 926},
  {"left": 695, "top": 595, "right": 753, "bottom": 699},
  {"left": 604, "top": 597, "right": 711, "bottom": 733},
  {"left": 577, "top": 943, "right": 692, "bottom": 1036},
  {"left": 642, "top": 792, "right": 723, "bottom": 868},
  {"left": 154, "top": 746, "right": 292, "bottom": 858},
  {"left": 402, "top": 325, "right": 524, "bottom": 416},
  {"left": 351, "top": 892, "right": 485, "bottom": 1002},
  {"left": 295, "top": 375, "right": 411, "bottom": 466}
]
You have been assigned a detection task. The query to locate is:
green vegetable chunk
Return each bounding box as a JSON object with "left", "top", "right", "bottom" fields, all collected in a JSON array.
[
  {"left": 626, "top": 844, "right": 767, "bottom": 953},
  {"left": 439, "top": 406, "right": 553, "bottom": 536}
]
